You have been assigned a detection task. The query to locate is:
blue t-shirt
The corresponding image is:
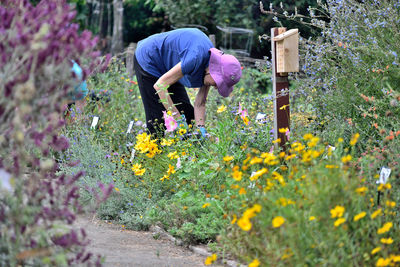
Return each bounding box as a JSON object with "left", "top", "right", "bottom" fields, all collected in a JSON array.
[
  {"left": 70, "top": 61, "right": 88, "bottom": 101},
  {"left": 135, "top": 28, "right": 214, "bottom": 88}
]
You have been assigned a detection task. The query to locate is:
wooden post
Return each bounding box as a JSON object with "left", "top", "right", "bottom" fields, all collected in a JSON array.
[
  {"left": 125, "top": 43, "right": 136, "bottom": 78},
  {"left": 271, "top": 27, "right": 290, "bottom": 149}
]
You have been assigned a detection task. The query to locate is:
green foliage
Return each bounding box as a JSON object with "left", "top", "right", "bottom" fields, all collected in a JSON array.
[
  {"left": 63, "top": 15, "right": 400, "bottom": 264},
  {"left": 295, "top": 0, "right": 400, "bottom": 146},
  {"left": 123, "top": 0, "right": 166, "bottom": 44},
  {"left": 153, "top": 0, "right": 319, "bottom": 58}
]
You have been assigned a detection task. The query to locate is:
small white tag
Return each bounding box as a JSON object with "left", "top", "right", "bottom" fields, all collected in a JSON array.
[
  {"left": 176, "top": 157, "right": 181, "bottom": 169},
  {"left": 126, "top": 121, "right": 134, "bottom": 134},
  {"left": 0, "top": 168, "right": 12, "bottom": 192},
  {"left": 91, "top": 116, "right": 99, "bottom": 129},
  {"left": 129, "top": 149, "right": 136, "bottom": 162},
  {"left": 248, "top": 181, "right": 255, "bottom": 189},
  {"left": 376, "top": 166, "right": 391, "bottom": 185},
  {"left": 255, "top": 113, "right": 266, "bottom": 121}
]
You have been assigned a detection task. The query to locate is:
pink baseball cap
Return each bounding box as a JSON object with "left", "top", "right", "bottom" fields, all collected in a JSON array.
[{"left": 209, "top": 48, "right": 242, "bottom": 97}]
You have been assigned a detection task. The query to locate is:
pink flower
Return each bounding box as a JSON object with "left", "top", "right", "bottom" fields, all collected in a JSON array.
[
  {"left": 238, "top": 103, "right": 248, "bottom": 120},
  {"left": 163, "top": 111, "right": 178, "bottom": 132},
  {"left": 285, "top": 129, "right": 290, "bottom": 140}
]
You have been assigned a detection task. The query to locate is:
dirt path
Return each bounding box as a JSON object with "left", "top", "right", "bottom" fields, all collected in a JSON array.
[{"left": 74, "top": 215, "right": 208, "bottom": 267}]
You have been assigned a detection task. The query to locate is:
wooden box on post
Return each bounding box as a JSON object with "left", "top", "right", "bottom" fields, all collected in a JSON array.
[{"left": 273, "top": 29, "right": 299, "bottom": 74}]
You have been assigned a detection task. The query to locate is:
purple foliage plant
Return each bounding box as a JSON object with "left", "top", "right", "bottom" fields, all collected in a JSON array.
[{"left": 0, "top": 0, "right": 111, "bottom": 265}]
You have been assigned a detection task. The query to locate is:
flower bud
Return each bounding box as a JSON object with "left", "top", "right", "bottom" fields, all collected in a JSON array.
[
  {"left": 40, "top": 159, "right": 54, "bottom": 172},
  {"left": 14, "top": 131, "right": 24, "bottom": 144},
  {"left": 15, "top": 80, "right": 35, "bottom": 102}
]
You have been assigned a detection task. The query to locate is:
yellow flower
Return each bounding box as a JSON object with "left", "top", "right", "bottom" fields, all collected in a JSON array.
[
  {"left": 376, "top": 258, "right": 391, "bottom": 267},
  {"left": 131, "top": 163, "right": 146, "bottom": 176},
  {"left": 261, "top": 152, "right": 278, "bottom": 165},
  {"left": 371, "top": 209, "right": 383, "bottom": 219},
  {"left": 223, "top": 155, "right": 234, "bottom": 162},
  {"left": 230, "top": 214, "right": 237, "bottom": 224},
  {"left": 243, "top": 205, "right": 261, "bottom": 219},
  {"left": 242, "top": 116, "right": 250, "bottom": 125},
  {"left": 202, "top": 203, "right": 210, "bottom": 208},
  {"left": 391, "top": 255, "right": 400, "bottom": 262},
  {"left": 121, "top": 158, "right": 125, "bottom": 165},
  {"left": 307, "top": 137, "right": 320, "bottom": 148},
  {"left": 355, "top": 187, "right": 368, "bottom": 196},
  {"left": 250, "top": 157, "right": 263, "bottom": 165},
  {"left": 371, "top": 247, "right": 381, "bottom": 255},
  {"left": 330, "top": 205, "right": 345, "bottom": 218},
  {"left": 160, "top": 175, "right": 169, "bottom": 182},
  {"left": 114, "top": 187, "right": 120, "bottom": 192},
  {"left": 341, "top": 155, "right": 352, "bottom": 163},
  {"left": 279, "top": 104, "right": 289, "bottom": 110},
  {"left": 167, "top": 151, "right": 179, "bottom": 159},
  {"left": 205, "top": 254, "right": 217, "bottom": 265},
  {"left": 250, "top": 168, "right": 268, "bottom": 181},
  {"left": 272, "top": 216, "right": 285, "bottom": 228},
  {"left": 309, "top": 216, "right": 316, "bottom": 221},
  {"left": 350, "top": 133, "right": 360, "bottom": 146},
  {"left": 386, "top": 201, "right": 396, "bottom": 208},
  {"left": 378, "top": 183, "right": 392, "bottom": 191},
  {"left": 353, "top": 212, "right": 366, "bottom": 221},
  {"left": 248, "top": 258, "right": 260, "bottom": 267},
  {"left": 279, "top": 127, "right": 289, "bottom": 133},
  {"left": 252, "top": 204, "right": 262, "bottom": 213},
  {"left": 325, "top": 164, "right": 339, "bottom": 169},
  {"left": 338, "top": 137, "right": 344, "bottom": 143},
  {"left": 334, "top": 218, "right": 346, "bottom": 227},
  {"left": 303, "top": 133, "right": 313, "bottom": 140},
  {"left": 167, "top": 164, "right": 176, "bottom": 175},
  {"left": 237, "top": 217, "right": 252, "bottom": 231},
  {"left": 377, "top": 222, "right": 393, "bottom": 234},
  {"left": 178, "top": 128, "right": 187, "bottom": 135},
  {"left": 239, "top": 187, "right": 247, "bottom": 195},
  {"left": 217, "top": 104, "right": 227, "bottom": 113},
  {"left": 272, "top": 138, "right": 281, "bottom": 144},
  {"left": 232, "top": 169, "right": 243, "bottom": 181},
  {"left": 380, "top": 238, "right": 394, "bottom": 244}
]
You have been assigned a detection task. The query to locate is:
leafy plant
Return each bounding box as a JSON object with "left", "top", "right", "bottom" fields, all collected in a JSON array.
[{"left": 0, "top": 0, "right": 110, "bottom": 265}]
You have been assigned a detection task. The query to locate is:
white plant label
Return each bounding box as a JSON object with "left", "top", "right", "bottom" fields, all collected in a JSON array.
[
  {"left": 255, "top": 113, "right": 266, "bottom": 121},
  {"left": 0, "top": 168, "right": 12, "bottom": 192},
  {"left": 376, "top": 166, "right": 391, "bottom": 185},
  {"left": 90, "top": 116, "right": 99, "bottom": 129},
  {"left": 126, "top": 121, "right": 134, "bottom": 134},
  {"left": 130, "top": 149, "right": 136, "bottom": 162}
]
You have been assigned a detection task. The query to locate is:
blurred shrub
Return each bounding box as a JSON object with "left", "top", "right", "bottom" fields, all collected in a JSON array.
[
  {"left": 292, "top": 0, "right": 400, "bottom": 146},
  {"left": 0, "top": 0, "right": 110, "bottom": 265}
]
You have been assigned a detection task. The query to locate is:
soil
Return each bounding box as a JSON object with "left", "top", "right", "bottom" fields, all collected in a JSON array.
[{"left": 73, "top": 215, "right": 208, "bottom": 267}]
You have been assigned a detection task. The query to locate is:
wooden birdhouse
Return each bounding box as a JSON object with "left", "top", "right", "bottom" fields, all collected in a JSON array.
[{"left": 273, "top": 29, "right": 299, "bottom": 74}]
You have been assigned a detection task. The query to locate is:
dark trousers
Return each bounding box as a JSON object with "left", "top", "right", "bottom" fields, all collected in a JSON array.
[{"left": 133, "top": 55, "right": 195, "bottom": 135}]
